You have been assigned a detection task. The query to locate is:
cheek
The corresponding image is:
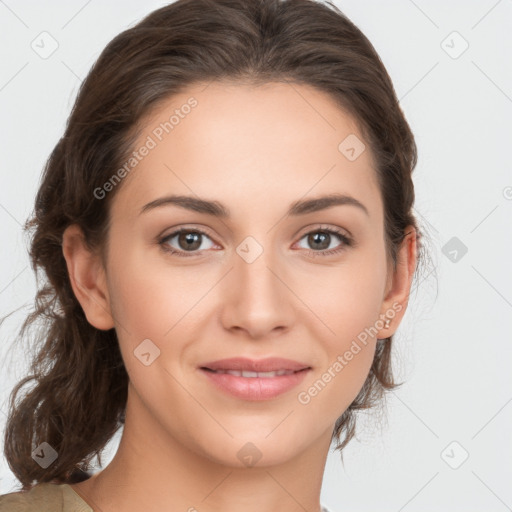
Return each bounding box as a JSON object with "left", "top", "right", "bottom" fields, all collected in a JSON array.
[
  {"left": 105, "top": 241, "right": 213, "bottom": 376},
  {"left": 304, "top": 248, "right": 387, "bottom": 343},
  {"left": 105, "top": 250, "right": 198, "bottom": 411},
  {"left": 296, "top": 291, "right": 379, "bottom": 427},
  {"left": 294, "top": 252, "right": 386, "bottom": 410},
  {"left": 107, "top": 238, "right": 193, "bottom": 334}
]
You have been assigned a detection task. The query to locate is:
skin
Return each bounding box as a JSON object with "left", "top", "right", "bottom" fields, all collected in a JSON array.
[{"left": 63, "top": 81, "right": 417, "bottom": 512}]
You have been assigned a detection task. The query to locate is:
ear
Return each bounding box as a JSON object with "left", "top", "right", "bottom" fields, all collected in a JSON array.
[
  {"left": 375, "top": 226, "right": 418, "bottom": 339},
  {"left": 61, "top": 224, "right": 115, "bottom": 331}
]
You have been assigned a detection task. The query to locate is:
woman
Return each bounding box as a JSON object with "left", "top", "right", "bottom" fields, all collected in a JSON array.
[{"left": 0, "top": 0, "right": 427, "bottom": 510}]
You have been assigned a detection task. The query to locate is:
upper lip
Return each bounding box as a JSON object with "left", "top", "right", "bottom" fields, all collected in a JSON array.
[{"left": 200, "top": 357, "right": 311, "bottom": 372}]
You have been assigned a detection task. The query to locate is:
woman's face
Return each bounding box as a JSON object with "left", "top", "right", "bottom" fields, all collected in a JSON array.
[{"left": 91, "top": 81, "right": 410, "bottom": 467}]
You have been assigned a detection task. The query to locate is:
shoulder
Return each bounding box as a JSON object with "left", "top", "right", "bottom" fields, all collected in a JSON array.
[
  {"left": 0, "top": 483, "right": 91, "bottom": 512},
  {"left": 0, "top": 483, "right": 66, "bottom": 511}
]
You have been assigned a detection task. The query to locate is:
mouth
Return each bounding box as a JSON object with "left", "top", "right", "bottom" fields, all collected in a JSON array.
[{"left": 198, "top": 357, "right": 312, "bottom": 401}]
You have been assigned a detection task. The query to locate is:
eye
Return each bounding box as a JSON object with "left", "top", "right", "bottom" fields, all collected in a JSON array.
[
  {"left": 295, "top": 226, "right": 353, "bottom": 257},
  {"left": 159, "top": 228, "right": 216, "bottom": 257},
  {"left": 158, "top": 225, "right": 353, "bottom": 258}
]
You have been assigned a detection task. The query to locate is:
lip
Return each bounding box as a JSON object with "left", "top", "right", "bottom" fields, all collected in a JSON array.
[
  {"left": 199, "top": 357, "right": 311, "bottom": 401},
  {"left": 199, "top": 357, "right": 310, "bottom": 373}
]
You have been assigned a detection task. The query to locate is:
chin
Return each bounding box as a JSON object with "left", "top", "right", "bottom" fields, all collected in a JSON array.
[{"left": 193, "top": 427, "right": 313, "bottom": 469}]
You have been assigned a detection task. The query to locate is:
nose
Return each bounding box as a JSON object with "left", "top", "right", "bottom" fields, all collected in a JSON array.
[{"left": 219, "top": 239, "right": 295, "bottom": 340}]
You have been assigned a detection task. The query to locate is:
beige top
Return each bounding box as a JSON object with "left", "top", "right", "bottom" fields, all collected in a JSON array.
[
  {"left": 0, "top": 483, "right": 93, "bottom": 512},
  {"left": 0, "top": 482, "right": 334, "bottom": 511}
]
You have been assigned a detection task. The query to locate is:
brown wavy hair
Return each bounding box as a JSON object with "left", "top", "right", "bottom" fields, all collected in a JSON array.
[{"left": 2, "top": 0, "right": 431, "bottom": 491}]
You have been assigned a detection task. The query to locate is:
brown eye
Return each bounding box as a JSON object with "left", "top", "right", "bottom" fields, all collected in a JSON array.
[
  {"left": 307, "top": 232, "right": 331, "bottom": 250},
  {"left": 177, "top": 232, "right": 202, "bottom": 251},
  {"left": 295, "top": 227, "right": 353, "bottom": 257},
  {"left": 160, "top": 229, "right": 215, "bottom": 256}
]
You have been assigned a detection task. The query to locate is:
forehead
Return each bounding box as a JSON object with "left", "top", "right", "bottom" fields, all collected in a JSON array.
[{"left": 111, "top": 81, "right": 382, "bottom": 223}]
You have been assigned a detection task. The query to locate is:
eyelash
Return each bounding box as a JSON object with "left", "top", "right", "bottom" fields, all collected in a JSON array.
[{"left": 158, "top": 225, "right": 353, "bottom": 258}]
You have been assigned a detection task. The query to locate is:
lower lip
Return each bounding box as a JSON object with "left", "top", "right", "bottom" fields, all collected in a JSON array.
[{"left": 200, "top": 368, "right": 310, "bottom": 401}]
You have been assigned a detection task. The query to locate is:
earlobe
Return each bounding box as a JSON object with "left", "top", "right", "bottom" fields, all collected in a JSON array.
[
  {"left": 376, "top": 226, "right": 418, "bottom": 339},
  {"left": 61, "top": 224, "right": 115, "bottom": 331}
]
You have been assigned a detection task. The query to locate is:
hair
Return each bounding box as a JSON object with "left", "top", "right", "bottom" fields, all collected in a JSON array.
[{"left": 2, "top": 0, "right": 431, "bottom": 491}]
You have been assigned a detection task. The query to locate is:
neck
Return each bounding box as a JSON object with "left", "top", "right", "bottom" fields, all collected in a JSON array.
[{"left": 71, "top": 385, "right": 333, "bottom": 512}]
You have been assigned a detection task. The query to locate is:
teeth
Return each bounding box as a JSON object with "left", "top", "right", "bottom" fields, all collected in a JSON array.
[{"left": 213, "top": 369, "right": 295, "bottom": 377}]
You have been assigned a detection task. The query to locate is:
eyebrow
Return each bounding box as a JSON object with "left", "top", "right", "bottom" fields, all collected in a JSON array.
[{"left": 139, "top": 192, "right": 369, "bottom": 218}]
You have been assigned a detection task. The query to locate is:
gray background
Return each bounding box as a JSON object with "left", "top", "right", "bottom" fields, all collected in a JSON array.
[{"left": 1, "top": 1, "right": 511, "bottom": 510}]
